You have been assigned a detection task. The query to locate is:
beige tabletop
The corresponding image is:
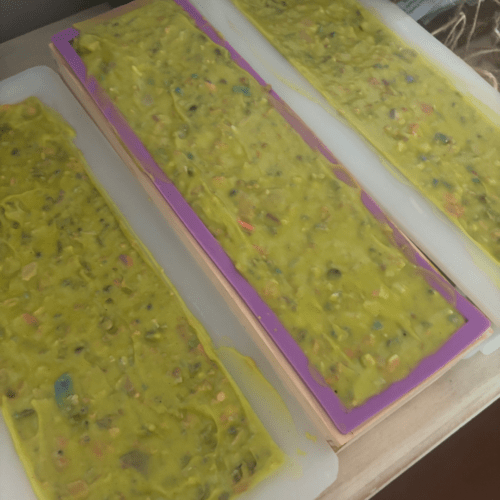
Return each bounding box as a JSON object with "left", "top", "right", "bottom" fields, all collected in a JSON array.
[{"left": 2, "top": 4, "right": 500, "bottom": 499}]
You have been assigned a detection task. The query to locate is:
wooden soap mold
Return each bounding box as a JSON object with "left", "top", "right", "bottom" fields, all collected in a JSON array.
[{"left": 48, "top": 2, "right": 491, "bottom": 447}]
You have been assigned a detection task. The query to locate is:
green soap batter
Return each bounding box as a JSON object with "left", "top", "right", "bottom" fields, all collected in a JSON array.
[
  {"left": 230, "top": 0, "right": 500, "bottom": 264},
  {"left": 74, "top": 0, "right": 465, "bottom": 408},
  {"left": 0, "top": 97, "right": 284, "bottom": 500}
]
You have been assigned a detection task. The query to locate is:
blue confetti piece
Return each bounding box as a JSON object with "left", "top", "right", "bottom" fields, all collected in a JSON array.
[
  {"left": 232, "top": 85, "right": 251, "bottom": 96},
  {"left": 54, "top": 373, "right": 73, "bottom": 408},
  {"left": 405, "top": 75, "right": 415, "bottom": 83},
  {"left": 434, "top": 132, "right": 450, "bottom": 144},
  {"left": 372, "top": 321, "right": 383, "bottom": 330}
]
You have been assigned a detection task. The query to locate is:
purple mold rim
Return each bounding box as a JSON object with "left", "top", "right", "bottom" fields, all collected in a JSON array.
[{"left": 50, "top": 1, "right": 491, "bottom": 434}]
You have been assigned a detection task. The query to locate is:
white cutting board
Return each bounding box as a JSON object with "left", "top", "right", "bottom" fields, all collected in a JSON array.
[
  {"left": 0, "top": 66, "right": 338, "bottom": 500},
  {"left": 189, "top": 0, "right": 500, "bottom": 346}
]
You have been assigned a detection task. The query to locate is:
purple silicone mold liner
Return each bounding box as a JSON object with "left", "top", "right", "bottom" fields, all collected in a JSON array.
[{"left": 51, "top": 0, "right": 490, "bottom": 434}]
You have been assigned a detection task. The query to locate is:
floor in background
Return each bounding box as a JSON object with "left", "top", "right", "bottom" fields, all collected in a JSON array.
[{"left": 373, "top": 394, "right": 500, "bottom": 499}]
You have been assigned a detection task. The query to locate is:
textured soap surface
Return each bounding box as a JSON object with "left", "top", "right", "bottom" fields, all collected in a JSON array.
[
  {"left": 74, "top": 0, "right": 464, "bottom": 408},
  {"left": 230, "top": 0, "right": 500, "bottom": 265},
  {"left": 0, "top": 97, "right": 284, "bottom": 500}
]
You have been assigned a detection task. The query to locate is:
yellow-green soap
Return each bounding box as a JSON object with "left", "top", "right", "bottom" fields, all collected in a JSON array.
[
  {"left": 230, "top": 0, "right": 500, "bottom": 265},
  {"left": 73, "top": 0, "right": 464, "bottom": 408},
  {"left": 0, "top": 97, "right": 284, "bottom": 500}
]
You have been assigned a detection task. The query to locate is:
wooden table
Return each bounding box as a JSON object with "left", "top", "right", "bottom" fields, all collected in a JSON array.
[{"left": 2, "top": 5, "right": 500, "bottom": 498}]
